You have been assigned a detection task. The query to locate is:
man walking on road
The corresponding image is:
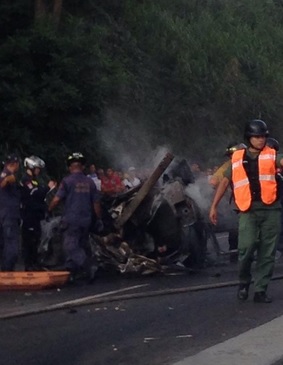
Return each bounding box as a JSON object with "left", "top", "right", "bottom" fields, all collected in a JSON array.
[
  {"left": 48, "top": 152, "right": 103, "bottom": 282},
  {"left": 209, "top": 119, "right": 283, "bottom": 303}
]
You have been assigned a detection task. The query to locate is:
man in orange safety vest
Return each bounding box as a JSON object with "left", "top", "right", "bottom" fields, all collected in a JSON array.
[{"left": 209, "top": 119, "right": 283, "bottom": 303}]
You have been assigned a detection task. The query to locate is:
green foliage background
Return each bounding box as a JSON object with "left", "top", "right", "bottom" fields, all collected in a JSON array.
[{"left": 1, "top": 0, "right": 283, "bottom": 174}]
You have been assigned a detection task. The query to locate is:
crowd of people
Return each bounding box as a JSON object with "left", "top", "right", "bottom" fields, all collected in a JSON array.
[
  {"left": 1, "top": 119, "right": 283, "bottom": 301},
  {"left": 87, "top": 164, "right": 142, "bottom": 195},
  {"left": 0, "top": 151, "right": 148, "bottom": 281}
]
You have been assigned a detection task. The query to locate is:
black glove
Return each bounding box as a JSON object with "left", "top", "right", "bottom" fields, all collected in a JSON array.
[{"left": 94, "top": 219, "right": 104, "bottom": 233}]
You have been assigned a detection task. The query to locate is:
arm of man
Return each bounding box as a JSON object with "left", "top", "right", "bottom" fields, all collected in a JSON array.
[
  {"left": 48, "top": 179, "right": 67, "bottom": 213},
  {"left": 0, "top": 174, "right": 16, "bottom": 188},
  {"left": 209, "top": 175, "right": 220, "bottom": 188},
  {"left": 209, "top": 176, "right": 230, "bottom": 225},
  {"left": 48, "top": 195, "right": 61, "bottom": 212},
  {"left": 89, "top": 179, "right": 102, "bottom": 219},
  {"left": 209, "top": 161, "right": 230, "bottom": 188}
]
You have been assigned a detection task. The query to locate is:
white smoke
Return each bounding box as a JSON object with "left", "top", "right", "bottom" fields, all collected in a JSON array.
[
  {"left": 97, "top": 108, "right": 173, "bottom": 170},
  {"left": 186, "top": 176, "right": 238, "bottom": 230},
  {"left": 97, "top": 107, "right": 237, "bottom": 231},
  {"left": 185, "top": 177, "right": 214, "bottom": 214}
]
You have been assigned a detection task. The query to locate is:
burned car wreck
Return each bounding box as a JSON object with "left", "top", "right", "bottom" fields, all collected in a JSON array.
[{"left": 40, "top": 154, "right": 220, "bottom": 276}]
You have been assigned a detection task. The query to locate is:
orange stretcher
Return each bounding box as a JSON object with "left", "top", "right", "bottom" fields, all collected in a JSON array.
[{"left": 0, "top": 271, "right": 70, "bottom": 290}]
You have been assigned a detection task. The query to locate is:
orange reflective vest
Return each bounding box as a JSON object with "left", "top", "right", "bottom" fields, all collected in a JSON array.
[{"left": 232, "top": 146, "right": 277, "bottom": 212}]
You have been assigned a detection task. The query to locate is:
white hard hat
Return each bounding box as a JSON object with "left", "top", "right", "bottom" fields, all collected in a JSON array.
[{"left": 24, "top": 155, "right": 45, "bottom": 169}]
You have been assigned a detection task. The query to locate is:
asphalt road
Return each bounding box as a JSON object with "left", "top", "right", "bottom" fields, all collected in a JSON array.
[{"left": 2, "top": 263, "right": 283, "bottom": 365}]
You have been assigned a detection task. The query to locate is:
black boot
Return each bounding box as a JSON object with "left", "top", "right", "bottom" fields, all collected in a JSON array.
[
  {"left": 67, "top": 269, "right": 78, "bottom": 285},
  {"left": 237, "top": 284, "right": 249, "bottom": 301},
  {"left": 253, "top": 291, "right": 272, "bottom": 303}
]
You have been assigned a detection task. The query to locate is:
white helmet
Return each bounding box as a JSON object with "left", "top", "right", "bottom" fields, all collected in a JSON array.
[{"left": 24, "top": 155, "right": 45, "bottom": 169}]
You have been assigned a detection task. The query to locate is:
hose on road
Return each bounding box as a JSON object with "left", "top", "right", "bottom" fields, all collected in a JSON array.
[{"left": 2, "top": 273, "right": 283, "bottom": 320}]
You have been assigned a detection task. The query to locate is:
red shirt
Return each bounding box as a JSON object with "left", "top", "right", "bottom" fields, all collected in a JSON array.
[{"left": 101, "top": 174, "right": 124, "bottom": 195}]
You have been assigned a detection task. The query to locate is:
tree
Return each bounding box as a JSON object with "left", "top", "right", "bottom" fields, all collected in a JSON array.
[{"left": 34, "top": 0, "right": 63, "bottom": 24}]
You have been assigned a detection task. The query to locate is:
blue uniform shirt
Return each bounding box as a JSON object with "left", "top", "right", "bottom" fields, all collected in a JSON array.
[
  {"left": 0, "top": 168, "right": 21, "bottom": 218},
  {"left": 56, "top": 172, "right": 100, "bottom": 226},
  {"left": 20, "top": 173, "right": 49, "bottom": 221}
]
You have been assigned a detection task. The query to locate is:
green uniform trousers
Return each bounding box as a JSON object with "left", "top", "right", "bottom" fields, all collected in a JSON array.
[{"left": 238, "top": 208, "right": 281, "bottom": 292}]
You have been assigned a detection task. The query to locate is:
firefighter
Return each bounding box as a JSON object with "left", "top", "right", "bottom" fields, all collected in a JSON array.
[
  {"left": 47, "top": 152, "right": 103, "bottom": 282},
  {"left": 209, "top": 142, "right": 247, "bottom": 262},
  {"left": 20, "top": 155, "right": 49, "bottom": 271},
  {"left": 209, "top": 120, "right": 283, "bottom": 303},
  {"left": 209, "top": 142, "right": 247, "bottom": 188},
  {"left": 0, "top": 154, "right": 21, "bottom": 271}
]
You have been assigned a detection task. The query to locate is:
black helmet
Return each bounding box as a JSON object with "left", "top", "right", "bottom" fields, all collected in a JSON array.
[
  {"left": 225, "top": 142, "right": 247, "bottom": 156},
  {"left": 1, "top": 153, "right": 20, "bottom": 166},
  {"left": 244, "top": 119, "right": 269, "bottom": 140},
  {"left": 67, "top": 152, "right": 86, "bottom": 166},
  {"left": 5, "top": 153, "right": 20, "bottom": 164},
  {"left": 266, "top": 137, "right": 279, "bottom": 152}
]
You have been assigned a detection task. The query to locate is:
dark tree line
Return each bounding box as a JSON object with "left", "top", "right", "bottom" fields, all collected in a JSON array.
[{"left": 1, "top": 0, "right": 283, "bottom": 175}]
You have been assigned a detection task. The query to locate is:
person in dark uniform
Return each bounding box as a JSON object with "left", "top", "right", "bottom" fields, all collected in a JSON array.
[
  {"left": 0, "top": 154, "right": 21, "bottom": 271},
  {"left": 48, "top": 152, "right": 103, "bottom": 281},
  {"left": 20, "top": 155, "right": 49, "bottom": 271}
]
